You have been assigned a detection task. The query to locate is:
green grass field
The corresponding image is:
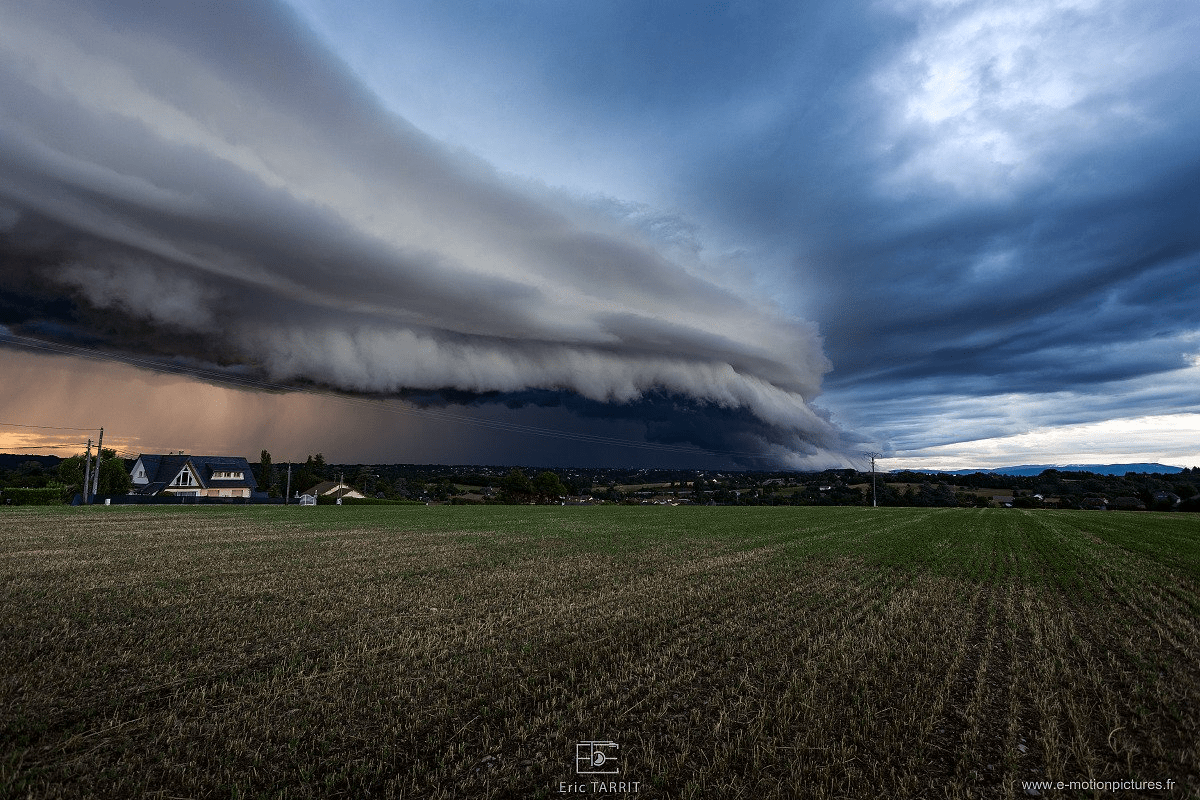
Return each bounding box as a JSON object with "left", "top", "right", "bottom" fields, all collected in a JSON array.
[{"left": 2, "top": 506, "right": 1197, "bottom": 798}]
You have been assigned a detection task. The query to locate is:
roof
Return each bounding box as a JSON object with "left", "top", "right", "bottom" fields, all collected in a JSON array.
[
  {"left": 302, "top": 481, "right": 364, "bottom": 499},
  {"left": 132, "top": 454, "right": 258, "bottom": 494}
]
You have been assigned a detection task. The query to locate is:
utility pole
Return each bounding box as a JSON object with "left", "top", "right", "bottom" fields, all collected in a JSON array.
[
  {"left": 865, "top": 451, "right": 882, "bottom": 508},
  {"left": 285, "top": 464, "right": 291, "bottom": 505},
  {"left": 83, "top": 438, "right": 93, "bottom": 505},
  {"left": 90, "top": 427, "right": 104, "bottom": 501}
]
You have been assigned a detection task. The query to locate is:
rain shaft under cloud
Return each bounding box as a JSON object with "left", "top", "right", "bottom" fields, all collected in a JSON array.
[{"left": 0, "top": 0, "right": 850, "bottom": 466}]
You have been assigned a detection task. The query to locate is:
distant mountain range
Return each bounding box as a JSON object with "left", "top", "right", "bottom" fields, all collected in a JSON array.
[{"left": 901, "top": 463, "right": 1184, "bottom": 477}]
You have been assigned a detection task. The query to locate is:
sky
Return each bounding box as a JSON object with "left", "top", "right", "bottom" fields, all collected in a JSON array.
[{"left": 1, "top": 0, "right": 1198, "bottom": 470}]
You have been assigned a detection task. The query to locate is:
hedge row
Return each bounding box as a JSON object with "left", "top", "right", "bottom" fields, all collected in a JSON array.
[
  {"left": 1, "top": 487, "right": 65, "bottom": 505},
  {"left": 338, "top": 497, "right": 425, "bottom": 506}
]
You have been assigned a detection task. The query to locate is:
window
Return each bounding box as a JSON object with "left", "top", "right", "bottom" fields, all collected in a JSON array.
[
  {"left": 212, "top": 471, "right": 243, "bottom": 480},
  {"left": 172, "top": 470, "right": 195, "bottom": 486}
]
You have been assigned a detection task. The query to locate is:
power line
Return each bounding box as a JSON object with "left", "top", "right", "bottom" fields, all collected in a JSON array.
[
  {"left": 0, "top": 332, "right": 771, "bottom": 459},
  {"left": 0, "top": 420, "right": 98, "bottom": 432},
  {"left": 2, "top": 443, "right": 88, "bottom": 449}
]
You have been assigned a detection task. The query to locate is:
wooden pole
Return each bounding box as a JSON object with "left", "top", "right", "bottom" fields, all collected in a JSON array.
[
  {"left": 91, "top": 427, "right": 104, "bottom": 500},
  {"left": 83, "top": 438, "right": 92, "bottom": 505}
]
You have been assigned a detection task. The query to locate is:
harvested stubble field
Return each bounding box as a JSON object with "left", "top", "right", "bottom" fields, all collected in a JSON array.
[{"left": 1, "top": 506, "right": 1197, "bottom": 799}]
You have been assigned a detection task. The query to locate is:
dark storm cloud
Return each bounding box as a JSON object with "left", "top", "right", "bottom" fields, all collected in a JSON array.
[
  {"left": 329, "top": 0, "right": 1199, "bottom": 462},
  {"left": 0, "top": 0, "right": 851, "bottom": 465},
  {"left": 6, "top": 0, "right": 1198, "bottom": 467},
  {"left": 647, "top": 0, "right": 1200, "bottom": 448}
]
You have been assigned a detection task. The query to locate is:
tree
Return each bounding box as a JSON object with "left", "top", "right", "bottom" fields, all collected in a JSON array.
[
  {"left": 564, "top": 476, "right": 590, "bottom": 496},
  {"left": 292, "top": 457, "right": 320, "bottom": 497},
  {"left": 284, "top": 453, "right": 330, "bottom": 496},
  {"left": 353, "top": 466, "right": 378, "bottom": 495},
  {"left": 98, "top": 456, "right": 132, "bottom": 495},
  {"left": 57, "top": 455, "right": 85, "bottom": 494},
  {"left": 532, "top": 470, "right": 567, "bottom": 503},
  {"left": 429, "top": 477, "right": 458, "bottom": 501},
  {"left": 58, "top": 450, "right": 131, "bottom": 496},
  {"left": 258, "top": 450, "right": 277, "bottom": 496},
  {"left": 5, "top": 460, "right": 50, "bottom": 488},
  {"left": 499, "top": 468, "right": 533, "bottom": 503}
]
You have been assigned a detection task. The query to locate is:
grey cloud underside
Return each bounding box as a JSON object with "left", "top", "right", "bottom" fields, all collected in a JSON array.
[
  {"left": 296, "top": 0, "right": 1200, "bottom": 462},
  {"left": 816, "top": 165, "right": 1200, "bottom": 396},
  {"left": 0, "top": 0, "right": 848, "bottom": 464},
  {"left": 608, "top": 1, "right": 1200, "bottom": 416}
]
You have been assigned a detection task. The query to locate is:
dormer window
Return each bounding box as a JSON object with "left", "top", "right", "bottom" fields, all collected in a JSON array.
[{"left": 212, "top": 471, "right": 243, "bottom": 480}]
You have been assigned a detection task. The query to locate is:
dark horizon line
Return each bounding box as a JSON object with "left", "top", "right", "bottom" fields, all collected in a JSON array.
[{"left": 1, "top": 453, "right": 1191, "bottom": 477}]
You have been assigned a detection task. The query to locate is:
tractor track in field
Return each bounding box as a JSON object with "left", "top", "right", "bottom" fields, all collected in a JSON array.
[{"left": 921, "top": 582, "right": 996, "bottom": 786}]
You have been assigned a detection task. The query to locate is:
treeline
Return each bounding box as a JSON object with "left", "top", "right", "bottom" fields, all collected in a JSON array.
[
  {"left": 0, "top": 451, "right": 132, "bottom": 504},
  {"left": 5, "top": 452, "right": 1199, "bottom": 510},
  {"left": 253, "top": 454, "right": 589, "bottom": 503},
  {"left": 680, "top": 468, "right": 1200, "bottom": 510},
  {"left": 883, "top": 468, "right": 1200, "bottom": 511},
  {"left": 249, "top": 462, "right": 1200, "bottom": 510}
]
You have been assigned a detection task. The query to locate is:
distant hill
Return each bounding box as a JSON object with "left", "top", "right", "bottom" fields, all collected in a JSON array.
[
  {"left": 902, "top": 463, "right": 1184, "bottom": 477},
  {"left": 0, "top": 454, "right": 63, "bottom": 471}
]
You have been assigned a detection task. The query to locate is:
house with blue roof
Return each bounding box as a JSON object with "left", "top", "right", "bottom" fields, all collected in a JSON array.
[{"left": 130, "top": 454, "right": 259, "bottom": 498}]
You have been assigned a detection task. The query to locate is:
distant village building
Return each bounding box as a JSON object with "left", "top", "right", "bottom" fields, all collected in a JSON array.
[
  {"left": 130, "top": 454, "right": 259, "bottom": 498},
  {"left": 300, "top": 481, "right": 366, "bottom": 502},
  {"left": 1152, "top": 491, "right": 1181, "bottom": 508},
  {"left": 1111, "top": 496, "right": 1146, "bottom": 511}
]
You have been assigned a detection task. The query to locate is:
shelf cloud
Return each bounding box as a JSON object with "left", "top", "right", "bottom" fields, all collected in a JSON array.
[{"left": 0, "top": 0, "right": 850, "bottom": 465}]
